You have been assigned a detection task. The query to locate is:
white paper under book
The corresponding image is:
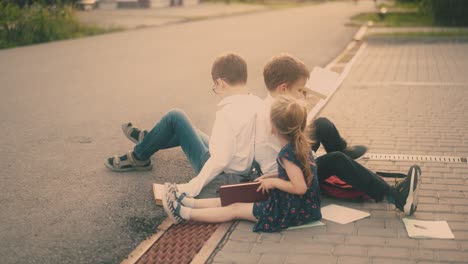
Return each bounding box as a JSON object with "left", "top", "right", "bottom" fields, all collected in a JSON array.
[
  {"left": 321, "top": 204, "right": 370, "bottom": 224},
  {"left": 287, "top": 221, "right": 325, "bottom": 230},
  {"left": 403, "top": 218, "right": 455, "bottom": 239}
]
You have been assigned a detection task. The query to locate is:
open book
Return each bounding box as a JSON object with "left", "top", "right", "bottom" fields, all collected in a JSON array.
[
  {"left": 219, "top": 182, "right": 269, "bottom": 207},
  {"left": 305, "top": 66, "right": 338, "bottom": 100}
]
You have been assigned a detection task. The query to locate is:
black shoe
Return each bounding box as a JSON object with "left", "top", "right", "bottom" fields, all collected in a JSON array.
[
  {"left": 342, "top": 145, "right": 367, "bottom": 159},
  {"left": 391, "top": 165, "right": 422, "bottom": 216}
]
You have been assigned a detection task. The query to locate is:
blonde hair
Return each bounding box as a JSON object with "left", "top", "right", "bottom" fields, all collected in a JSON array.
[{"left": 271, "top": 95, "right": 315, "bottom": 185}]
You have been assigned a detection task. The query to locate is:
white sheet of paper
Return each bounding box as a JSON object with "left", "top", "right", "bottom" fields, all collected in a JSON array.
[
  {"left": 306, "top": 66, "right": 340, "bottom": 98},
  {"left": 403, "top": 218, "right": 455, "bottom": 239},
  {"left": 321, "top": 204, "right": 370, "bottom": 224},
  {"left": 287, "top": 221, "right": 325, "bottom": 230}
]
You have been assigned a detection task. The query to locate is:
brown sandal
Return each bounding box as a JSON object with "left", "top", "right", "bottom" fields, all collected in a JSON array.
[
  {"left": 121, "top": 122, "right": 147, "bottom": 144},
  {"left": 104, "top": 151, "right": 152, "bottom": 172}
]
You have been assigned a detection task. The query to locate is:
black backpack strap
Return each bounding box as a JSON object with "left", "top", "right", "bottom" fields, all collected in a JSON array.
[
  {"left": 376, "top": 171, "right": 406, "bottom": 178},
  {"left": 248, "top": 160, "right": 263, "bottom": 181}
]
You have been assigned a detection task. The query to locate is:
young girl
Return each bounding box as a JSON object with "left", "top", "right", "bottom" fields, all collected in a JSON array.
[{"left": 162, "top": 95, "right": 321, "bottom": 232}]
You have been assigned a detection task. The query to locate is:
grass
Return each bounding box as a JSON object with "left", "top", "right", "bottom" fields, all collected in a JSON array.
[
  {"left": 394, "top": 1, "right": 420, "bottom": 8},
  {"left": 370, "top": 31, "right": 468, "bottom": 38},
  {"left": 351, "top": 11, "right": 433, "bottom": 27},
  {"left": 379, "top": 1, "right": 420, "bottom": 9},
  {"left": 351, "top": 0, "right": 435, "bottom": 27}
]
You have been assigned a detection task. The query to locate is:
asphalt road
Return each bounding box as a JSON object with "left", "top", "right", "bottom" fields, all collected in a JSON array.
[{"left": 0, "top": 1, "right": 373, "bottom": 263}]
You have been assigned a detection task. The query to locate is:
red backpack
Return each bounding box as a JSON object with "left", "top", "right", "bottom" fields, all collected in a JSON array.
[{"left": 319, "top": 172, "right": 406, "bottom": 201}]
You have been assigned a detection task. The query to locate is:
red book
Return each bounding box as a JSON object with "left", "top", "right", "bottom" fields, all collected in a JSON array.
[{"left": 219, "top": 182, "right": 270, "bottom": 207}]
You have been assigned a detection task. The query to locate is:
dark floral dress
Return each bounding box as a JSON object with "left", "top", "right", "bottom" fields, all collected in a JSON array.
[{"left": 252, "top": 142, "right": 321, "bottom": 232}]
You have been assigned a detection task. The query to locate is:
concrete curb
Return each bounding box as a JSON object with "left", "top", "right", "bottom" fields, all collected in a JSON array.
[
  {"left": 190, "top": 222, "right": 234, "bottom": 264},
  {"left": 307, "top": 25, "right": 368, "bottom": 122}
]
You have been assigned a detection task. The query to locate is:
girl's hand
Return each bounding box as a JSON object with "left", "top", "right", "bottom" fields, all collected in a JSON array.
[{"left": 256, "top": 178, "right": 276, "bottom": 194}]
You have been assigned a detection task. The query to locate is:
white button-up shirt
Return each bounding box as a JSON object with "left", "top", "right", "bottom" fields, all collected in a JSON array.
[
  {"left": 254, "top": 94, "right": 281, "bottom": 175},
  {"left": 182, "top": 93, "right": 262, "bottom": 197}
]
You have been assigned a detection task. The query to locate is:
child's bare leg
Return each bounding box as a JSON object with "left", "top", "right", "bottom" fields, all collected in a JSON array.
[
  {"left": 175, "top": 192, "right": 221, "bottom": 208},
  {"left": 193, "top": 198, "right": 221, "bottom": 208},
  {"left": 189, "top": 203, "right": 256, "bottom": 223}
]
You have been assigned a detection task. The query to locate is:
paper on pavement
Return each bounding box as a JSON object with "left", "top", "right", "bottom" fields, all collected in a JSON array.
[
  {"left": 403, "top": 218, "right": 455, "bottom": 239},
  {"left": 321, "top": 204, "right": 370, "bottom": 224}
]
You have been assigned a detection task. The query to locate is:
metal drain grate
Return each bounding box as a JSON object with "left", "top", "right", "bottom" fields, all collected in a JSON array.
[
  {"left": 315, "top": 152, "right": 467, "bottom": 163},
  {"left": 135, "top": 222, "right": 219, "bottom": 264},
  {"left": 361, "top": 153, "right": 468, "bottom": 163}
]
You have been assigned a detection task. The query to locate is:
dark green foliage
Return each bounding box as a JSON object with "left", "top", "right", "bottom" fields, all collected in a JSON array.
[
  {"left": 0, "top": 1, "right": 109, "bottom": 49},
  {"left": 393, "top": 0, "right": 468, "bottom": 26},
  {"left": 424, "top": 0, "right": 468, "bottom": 26},
  {"left": 1, "top": 0, "right": 79, "bottom": 8},
  {"left": 351, "top": 11, "right": 433, "bottom": 27}
]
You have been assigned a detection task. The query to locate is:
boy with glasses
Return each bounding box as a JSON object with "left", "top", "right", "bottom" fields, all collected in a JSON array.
[{"left": 105, "top": 53, "right": 261, "bottom": 198}]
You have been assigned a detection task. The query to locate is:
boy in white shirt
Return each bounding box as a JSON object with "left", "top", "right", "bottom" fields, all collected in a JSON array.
[
  {"left": 255, "top": 55, "right": 366, "bottom": 176},
  {"left": 255, "top": 54, "right": 421, "bottom": 216},
  {"left": 105, "top": 53, "right": 261, "bottom": 198}
]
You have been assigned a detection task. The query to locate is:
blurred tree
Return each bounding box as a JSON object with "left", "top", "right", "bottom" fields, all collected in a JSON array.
[{"left": 421, "top": 0, "right": 468, "bottom": 26}]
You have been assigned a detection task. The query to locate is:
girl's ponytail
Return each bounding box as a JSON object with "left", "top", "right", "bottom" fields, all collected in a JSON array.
[
  {"left": 293, "top": 130, "right": 313, "bottom": 186},
  {"left": 271, "top": 95, "right": 315, "bottom": 186}
]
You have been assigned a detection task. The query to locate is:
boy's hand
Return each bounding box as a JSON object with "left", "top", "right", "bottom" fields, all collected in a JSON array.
[{"left": 257, "top": 178, "right": 276, "bottom": 194}]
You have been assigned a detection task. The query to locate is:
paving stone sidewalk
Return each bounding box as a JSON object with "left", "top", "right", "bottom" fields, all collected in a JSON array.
[{"left": 210, "top": 37, "right": 468, "bottom": 263}]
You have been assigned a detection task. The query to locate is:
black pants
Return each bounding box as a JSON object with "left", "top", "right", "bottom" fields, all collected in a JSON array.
[
  {"left": 310, "top": 118, "right": 390, "bottom": 201},
  {"left": 310, "top": 117, "right": 348, "bottom": 153},
  {"left": 316, "top": 152, "right": 391, "bottom": 201}
]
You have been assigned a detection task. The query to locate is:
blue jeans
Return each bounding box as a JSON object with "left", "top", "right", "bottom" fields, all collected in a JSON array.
[{"left": 133, "top": 108, "right": 210, "bottom": 174}]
